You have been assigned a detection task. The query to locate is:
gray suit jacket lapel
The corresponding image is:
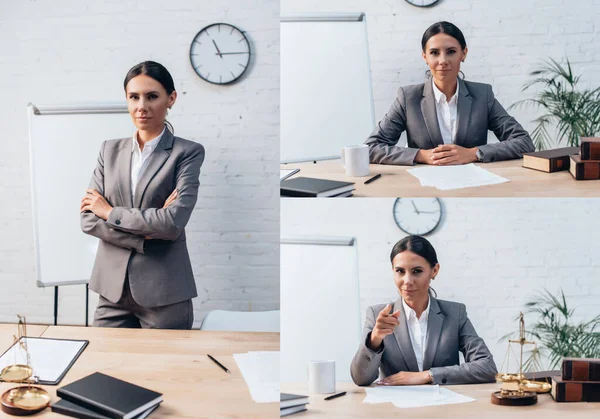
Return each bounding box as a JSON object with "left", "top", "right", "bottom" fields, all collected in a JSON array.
[
  {"left": 392, "top": 297, "right": 419, "bottom": 372},
  {"left": 455, "top": 78, "right": 472, "bottom": 146},
  {"left": 116, "top": 138, "right": 134, "bottom": 208},
  {"left": 133, "top": 129, "right": 174, "bottom": 208},
  {"left": 421, "top": 80, "right": 443, "bottom": 148},
  {"left": 422, "top": 296, "right": 445, "bottom": 371}
]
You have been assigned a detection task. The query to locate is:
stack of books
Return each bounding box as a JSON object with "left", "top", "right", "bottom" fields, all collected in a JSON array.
[
  {"left": 551, "top": 357, "right": 600, "bottom": 402},
  {"left": 51, "top": 372, "right": 163, "bottom": 418},
  {"left": 522, "top": 146, "right": 579, "bottom": 173},
  {"left": 280, "top": 393, "right": 309, "bottom": 416},
  {"left": 569, "top": 137, "right": 600, "bottom": 180},
  {"left": 281, "top": 177, "right": 355, "bottom": 197}
]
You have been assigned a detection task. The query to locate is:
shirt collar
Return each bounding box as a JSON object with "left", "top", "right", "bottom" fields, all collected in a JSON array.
[
  {"left": 402, "top": 296, "right": 430, "bottom": 322},
  {"left": 132, "top": 126, "right": 166, "bottom": 154},
  {"left": 432, "top": 77, "right": 459, "bottom": 105}
]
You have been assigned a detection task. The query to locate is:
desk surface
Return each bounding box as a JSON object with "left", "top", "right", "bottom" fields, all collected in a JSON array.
[
  {"left": 282, "top": 382, "right": 600, "bottom": 418},
  {"left": 282, "top": 159, "right": 600, "bottom": 197},
  {"left": 1, "top": 325, "right": 279, "bottom": 418}
]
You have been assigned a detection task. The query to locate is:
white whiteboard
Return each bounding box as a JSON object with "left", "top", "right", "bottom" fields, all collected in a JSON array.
[
  {"left": 281, "top": 14, "right": 375, "bottom": 163},
  {"left": 281, "top": 236, "right": 361, "bottom": 382},
  {"left": 28, "top": 103, "right": 132, "bottom": 287}
]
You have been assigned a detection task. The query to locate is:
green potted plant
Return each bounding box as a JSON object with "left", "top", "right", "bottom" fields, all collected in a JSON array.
[
  {"left": 510, "top": 58, "right": 600, "bottom": 150},
  {"left": 501, "top": 289, "right": 600, "bottom": 371}
]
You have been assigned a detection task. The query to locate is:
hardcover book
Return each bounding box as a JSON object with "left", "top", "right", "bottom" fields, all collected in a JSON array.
[
  {"left": 569, "top": 155, "right": 600, "bottom": 180},
  {"left": 522, "top": 147, "right": 580, "bottom": 173},
  {"left": 580, "top": 137, "right": 600, "bottom": 160},
  {"left": 562, "top": 358, "right": 600, "bottom": 381},
  {"left": 551, "top": 376, "right": 600, "bottom": 402}
]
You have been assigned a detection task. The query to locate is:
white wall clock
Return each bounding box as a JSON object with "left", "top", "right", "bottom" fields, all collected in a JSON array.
[
  {"left": 405, "top": 0, "right": 441, "bottom": 7},
  {"left": 393, "top": 198, "right": 442, "bottom": 235},
  {"left": 189, "top": 23, "right": 251, "bottom": 85}
]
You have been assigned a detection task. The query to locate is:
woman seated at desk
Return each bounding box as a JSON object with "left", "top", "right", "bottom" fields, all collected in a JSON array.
[
  {"left": 350, "top": 235, "right": 497, "bottom": 386},
  {"left": 366, "top": 21, "right": 534, "bottom": 166}
]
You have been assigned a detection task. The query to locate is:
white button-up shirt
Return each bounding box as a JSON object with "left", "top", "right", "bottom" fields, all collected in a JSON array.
[
  {"left": 432, "top": 78, "right": 459, "bottom": 145},
  {"left": 131, "top": 127, "right": 165, "bottom": 201},
  {"left": 402, "top": 297, "right": 430, "bottom": 372}
]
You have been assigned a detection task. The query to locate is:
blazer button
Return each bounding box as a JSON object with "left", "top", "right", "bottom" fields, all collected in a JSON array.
[
  {"left": 442, "top": 378, "right": 447, "bottom": 384},
  {"left": 115, "top": 220, "right": 121, "bottom": 225},
  {"left": 366, "top": 356, "right": 371, "bottom": 361}
]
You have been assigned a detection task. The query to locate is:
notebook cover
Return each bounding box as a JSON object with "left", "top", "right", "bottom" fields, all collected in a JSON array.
[
  {"left": 569, "top": 155, "right": 600, "bottom": 180},
  {"left": 522, "top": 147, "right": 579, "bottom": 172},
  {"left": 57, "top": 372, "right": 163, "bottom": 419},
  {"left": 580, "top": 137, "right": 600, "bottom": 160},
  {"left": 551, "top": 376, "right": 600, "bottom": 402},
  {"left": 562, "top": 358, "right": 600, "bottom": 381},
  {"left": 280, "top": 405, "right": 308, "bottom": 417},
  {"left": 51, "top": 399, "right": 160, "bottom": 419},
  {"left": 281, "top": 177, "right": 354, "bottom": 197},
  {"left": 281, "top": 393, "right": 309, "bottom": 409}
]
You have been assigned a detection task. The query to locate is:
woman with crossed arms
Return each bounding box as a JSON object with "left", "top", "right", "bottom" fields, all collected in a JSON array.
[
  {"left": 351, "top": 235, "right": 497, "bottom": 385},
  {"left": 80, "top": 61, "right": 205, "bottom": 329},
  {"left": 366, "top": 21, "right": 534, "bottom": 166}
]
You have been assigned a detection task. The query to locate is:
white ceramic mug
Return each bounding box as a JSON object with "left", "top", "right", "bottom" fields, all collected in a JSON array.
[
  {"left": 341, "top": 145, "right": 370, "bottom": 177},
  {"left": 308, "top": 360, "right": 336, "bottom": 394}
]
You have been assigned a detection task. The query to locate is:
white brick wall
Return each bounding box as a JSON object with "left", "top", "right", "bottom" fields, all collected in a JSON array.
[
  {"left": 282, "top": 0, "right": 600, "bottom": 149},
  {"left": 0, "top": 0, "right": 279, "bottom": 327},
  {"left": 281, "top": 198, "right": 600, "bottom": 370}
]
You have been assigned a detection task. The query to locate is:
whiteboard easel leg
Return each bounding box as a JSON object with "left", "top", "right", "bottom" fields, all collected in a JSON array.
[
  {"left": 53, "top": 286, "right": 58, "bottom": 326},
  {"left": 85, "top": 284, "right": 89, "bottom": 327}
]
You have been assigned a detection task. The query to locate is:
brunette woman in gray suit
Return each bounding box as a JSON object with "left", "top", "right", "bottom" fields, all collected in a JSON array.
[
  {"left": 350, "top": 235, "right": 497, "bottom": 386},
  {"left": 366, "top": 21, "right": 534, "bottom": 166},
  {"left": 80, "top": 61, "right": 205, "bottom": 329}
]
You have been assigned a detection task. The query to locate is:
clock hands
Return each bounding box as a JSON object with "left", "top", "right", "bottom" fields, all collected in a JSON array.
[
  {"left": 411, "top": 200, "right": 420, "bottom": 215},
  {"left": 212, "top": 40, "right": 223, "bottom": 58},
  {"left": 214, "top": 52, "right": 249, "bottom": 55}
]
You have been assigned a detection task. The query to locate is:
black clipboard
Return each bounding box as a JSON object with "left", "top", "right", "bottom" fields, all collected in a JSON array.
[{"left": 0, "top": 336, "right": 89, "bottom": 385}]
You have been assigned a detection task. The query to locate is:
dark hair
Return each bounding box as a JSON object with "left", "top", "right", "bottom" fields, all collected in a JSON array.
[
  {"left": 124, "top": 61, "right": 175, "bottom": 133},
  {"left": 390, "top": 235, "right": 438, "bottom": 268},
  {"left": 421, "top": 21, "right": 467, "bottom": 51},
  {"left": 390, "top": 235, "right": 439, "bottom": 297}
]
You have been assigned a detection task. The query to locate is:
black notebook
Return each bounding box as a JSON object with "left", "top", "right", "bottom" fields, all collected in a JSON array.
[
  {"left": 56, "top": 372, "right": 163, "bottom": 419},
  {"left": 281, "top": 177, "right": 354, "bottom": 197},
  {"left": 51, "top": 399, "right": 159, "bottom": 419},
  {"left": 280, "top": 393, "right": 309, "bottom": 409}
]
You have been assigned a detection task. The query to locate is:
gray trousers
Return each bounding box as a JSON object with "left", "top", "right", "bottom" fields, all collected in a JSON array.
[{"left": 93, "top": 276, "right": 194, "bottom": 330}]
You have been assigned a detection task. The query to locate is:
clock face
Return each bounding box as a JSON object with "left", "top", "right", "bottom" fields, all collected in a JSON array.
[
  {"left": 393, "top": 198, "right": 442, "bottom": 236},
  {"left": 189, "top": 23, "right": 251, "bottom": 85},
  {"left": 404, "top": 0, "right": 441, "bottom": 7}
]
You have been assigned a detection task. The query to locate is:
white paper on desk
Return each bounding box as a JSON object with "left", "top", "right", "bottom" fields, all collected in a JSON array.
[
  {"left": 0, "top": 337, "right": 87, "bottom": 383},
  {"left": 364, "top": 385, "right": 475, "bottom": 408},
  {"left": 234, "top": 351, "right": 280, "bottom": 403},
  {"left": 407, "top": 164, "right": 509, "bottom": 190}
]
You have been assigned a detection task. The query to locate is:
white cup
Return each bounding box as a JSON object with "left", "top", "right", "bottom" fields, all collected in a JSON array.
[
  {"left": 341, "top": 145, "right": 370, "bottom": 177},
  {"left": 308, "top": 360, "right": 336, "bottom": 394}
]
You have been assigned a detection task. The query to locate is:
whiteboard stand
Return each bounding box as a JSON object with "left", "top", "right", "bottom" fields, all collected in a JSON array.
[
  {"left": 281, "top": 13, "right": 375, "bottom": 163},
  {"left": 28, "top": 102, "right": 130, "bottom": 326}
]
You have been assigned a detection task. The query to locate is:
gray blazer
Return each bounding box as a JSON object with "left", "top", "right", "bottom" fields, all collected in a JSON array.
[
  {"left": 350, "top": 297, "right": 497, "bottom": 386},
  {"left": 365, "top": 78, "right": 535, "bottom": 165},
  {"left": 81, "top": 129, "right": 205, "bottom": 308}
]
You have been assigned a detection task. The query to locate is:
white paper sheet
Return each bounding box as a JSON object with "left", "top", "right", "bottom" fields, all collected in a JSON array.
[
  {"left": 0, "top": 337, "right": 87, "bottom": 383},
  {"left": 364, "top": 385, "right": 475, "bottom": 408},
  {"left": 407, "top": 164, "right": 509, "bottom": 190},
  {"left": 234, "top": 351, "right": 280, "bottom": 403}
]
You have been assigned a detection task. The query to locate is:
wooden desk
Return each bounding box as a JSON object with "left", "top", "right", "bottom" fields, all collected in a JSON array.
[
  {"left": 0, "top": 324, "right": 48, "bottom": 349},
  {"left": 282, "top": 382, "right": 600, "bottom": 418},
  {"left": 282, "top": 160, "right": 600, "bottom": 197},
  {"left": 1, "top": 326, "right": 279, "bottom": 418}
]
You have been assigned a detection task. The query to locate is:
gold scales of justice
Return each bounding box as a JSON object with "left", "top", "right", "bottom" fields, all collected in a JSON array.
[
  {"left": 492, "top": 312, "right": 552, "bottom": 406},
  {"left": 0, "top": 315, "right": 51, "bottom": 415}
]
